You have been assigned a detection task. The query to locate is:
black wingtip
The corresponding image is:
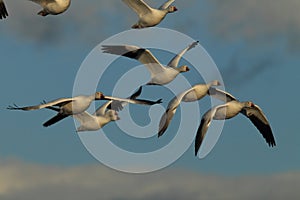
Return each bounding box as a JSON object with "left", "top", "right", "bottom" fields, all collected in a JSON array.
[
  {"left": 158, "top": 126, "right": 167, "bottom": 138},
  {"left": 156, "top": 99, "right": 163, "bottom": 104},
  {"left": 268, "top": 140, "right": 276, "bottom": 147},
  {"left": 195, "top": 144, "right": 200, "bottom": 156},
  {"left": 158, "top": 131, "right": 163, "bottom": 138},
  {"left": 0, "top": 1, "right": 8, "bottom": 20},
  {"left": 43, "top": 114, "right": 68, "bottom": 127},
  {"left": 7, "top": 104, "right": 20, "bottom": 110}
]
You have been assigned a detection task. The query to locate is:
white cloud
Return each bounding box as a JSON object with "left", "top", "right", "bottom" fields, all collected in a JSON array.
[{"left": 0, "top": 159, "right": 299, "bottom": 200}]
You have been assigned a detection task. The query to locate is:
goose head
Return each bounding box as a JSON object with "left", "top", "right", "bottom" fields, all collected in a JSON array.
[
  {"left": 243, "top": 101, "right": 255, "bottom": 108},
  {"left": 178, "top": 65, "right": 190, "bottom": 73},
  {"left": 168, "top": 6, "right": 178, "bottom": 13},
  {"left": 94, "top": 92, "right": 104, "bottom": 100},
  {"left": 210, "top": 80, "right": 221, "bottom": 86}
]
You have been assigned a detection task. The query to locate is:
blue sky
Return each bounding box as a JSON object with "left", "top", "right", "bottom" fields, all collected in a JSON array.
[{"left": 0, "top": 0, "right": 300, "bottom": 199}]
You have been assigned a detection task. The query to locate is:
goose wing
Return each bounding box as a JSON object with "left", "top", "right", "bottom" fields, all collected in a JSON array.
[
  {"left": 30, "top": 0, "right": 56, "bottom": 5},
  {"left": 195, "top": 104, "right": 227, "bottom": 156},
  {"left": 208, "top": 88, "right": 237, "bottom": 103},
  {"left": 158, "top": 87, "right": 195, "bottom": 137},
  {"left": 108, "top": 86, "right": 142, "bottom": 112},
  {"left": 167, "top": 41, "right": 199, "bottom": 68},
  {"left": 7, "top": 98, "right": 74, "bottom": 111},
  {"left": 122, "top": 0, "right": 152, "bottom": 17},
  {"left": 43, "top": 113, "right": 68, "bottom": 127},
  {"left": 103, "top": 95, "right": 162, "bottom": 107},
  {"left": 74, "top": 111, "right": 95, "bottom": 125},
  {"left": 159, "top": 0, "right": 175, "bottom": 10},
  {"left": 241, "top": 104, "right": 276, "bottom": 147},
  {"left": 94, "top": 101, "right": 113, "bottom": 116},
  {"left": 0, "top": 0, "right": 8, "bottom": 19},
  {"left": 102, "top": 45, "right": 166, "bottom": 77}
]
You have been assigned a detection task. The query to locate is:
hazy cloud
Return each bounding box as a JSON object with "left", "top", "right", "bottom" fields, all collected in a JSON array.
[
  {"left": 208, "top": 0, "right": 300, "bottom": 51},
  {"left": 0, "top": 160, "right": 299, "bottom": 200},
  {"left": 221, "top": 50, "right": 279, "bottom": 88}
]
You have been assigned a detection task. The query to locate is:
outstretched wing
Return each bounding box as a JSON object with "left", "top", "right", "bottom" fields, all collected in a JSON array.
[
  {"left": 159, "top": 0, "right": 175, "bottom": 10},
  {"left": 94, "top": 100, "right": 113, "bottom": 116},
  {"left": 208, "top": 88, "right": 237, "bottom": 103},
  {"left": 43, "top": 113, "right": 68, "bottom": 127},
  {"left": 103, "top": 95, "right": 162, "bottom": 107},
  {"left": 158, "top": 87, "right": 195, "bottom": 137},
  {"left": 29, "top": 0, "right": 57, "bottom": 5},
  {"left": 241, "top": 104, "right": 276, "bottom": 147},
  {"left": 195, "top": 105, "right": 226, "bottom": 156},
  {"left": 122, "top": 0, "right": 152, "bottom": 17},
  {"left": 108, "top": 86, "right": 143, "bottom": 112},
  {"left": 102, "top": 45, "right": 166, "bottom": 77},
  {"left": 167, "top": 41, "right": 199, "bottom": 68},
  {"left": 7, "top": 98, "right": 74, "bottom": 111}
]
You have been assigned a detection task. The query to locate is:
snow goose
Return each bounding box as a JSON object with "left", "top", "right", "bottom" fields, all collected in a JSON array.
[
  {"left": 102, "top": 41, "right": 198, "bottom": 85},
  {"left": 30, "top": 0, "right": 71, "bottom": 16},
  {"left": 195, "top": 88, "right": 276, "bottom": 156},
  {"left": 74, "top": 100, "right": 120, "bottom": 132},
  {"left": 0, "top": 0, "right": 70, "bottom": 18},
  {"left": 122, "top": 0, "right": 177, "bottom": 28},
  {"left": 7, "top": 91, "right": 161, "bottom": 127},
  {"left": 7, "top": 92, "right": 105, "bottom": 127},
  {"left": 158, "top": 80, "right": 221, "bottom": 137},
  {"left": 0, "top": 0, "right": 8, "bottom": 19},
  {"left": 74, "top": 86, "right": 161, "bottom": 131}
]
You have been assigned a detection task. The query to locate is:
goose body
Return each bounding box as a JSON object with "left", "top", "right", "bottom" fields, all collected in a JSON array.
[
  {"left": 75, "top": 86, "right": 161, "bottom": 131},
  {"left": 74, "top": 101, "right": 120, "bottom": 132},
  {"left": 7, "top": 89, "right": 161, "bottom": 127},
  {"left": 158, "top": 80, "right": 221, "bottom": 137},
  {"left": 102, "top": 41, "right": 198, "bottom": 85},
  {"left": 30, "top": 0, "right": 71, "bottom": 16},
  {"left": 122, "top": 0, "right": 177, "bottom": 28},
  {"left": 7, "top": 92, "right": 104, "bottom": 127},
  {"left": 0, "top": 0, "right": 70, "bottom": 18},
  {"left": 195, "top": 88, "right": 276, "bottom": 156}
]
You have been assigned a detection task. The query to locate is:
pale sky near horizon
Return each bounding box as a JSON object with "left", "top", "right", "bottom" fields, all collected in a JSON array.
[{"left": 0, "top": 0, "right": 300, "bottom": 198}]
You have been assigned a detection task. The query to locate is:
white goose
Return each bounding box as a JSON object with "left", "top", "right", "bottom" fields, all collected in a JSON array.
[
  {"left": 29, "top": 0, "right": 71, "bottom": 16},
  {"left": 74, "top": 100, "right": 120, "bottom": 132},
  {"left": 158, "top": 80, "right": 221, "bottom": 137},
  {"left": 74, "top": 86, "right": 159, "bottom": 131},
  {"left": 0, "top": 0, "right": 70, "bottom": 18},
  {"left": 195, "top": 88, "right": 276, "bottom": 156},
  {"left": 0, "top": 0, "right": 8, "bottom": 19},
  {"left": 102, "top": 41, "right": 198, "bottom": 85},
  {"left": 122, "top": 0, "right": 178, "bottom": 29},
  {"left": 7, "top": 91, "right": 161, "bottom": 127}
]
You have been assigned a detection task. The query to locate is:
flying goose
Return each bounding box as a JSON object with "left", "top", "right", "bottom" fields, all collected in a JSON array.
[
  {"left": 74, "top": 86, "right": 160, "bottom": 131},
  {"left": 195, "top": 88, "right": 276, "bottom": 156},
  {"left": 0, "top": 0, "right": 70, "bottom": 18},
  {"left": 30, "top": 0, "right": 71, "bottom": 16},
  {"left": 158, "top": 80, "right": 221, "bottom": 137},
  {"left": 102, "top": 41, "right": 198, "bottom": 85},
  {"left": 7, "top": 91, "right": 162, "bottom": 127},
  {"left": 122, "top": 0, "right": 178, "bottom": 28},
  {"left": 0, "top": 0, "right": 8, "bottom": 19},
  {"left": 74, "top": 100, "right": 120, "bottom": 132}
]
